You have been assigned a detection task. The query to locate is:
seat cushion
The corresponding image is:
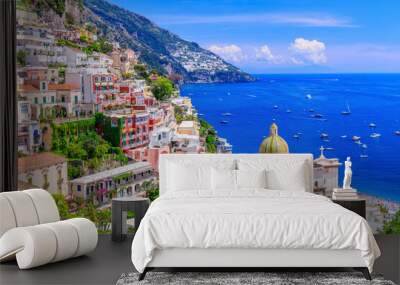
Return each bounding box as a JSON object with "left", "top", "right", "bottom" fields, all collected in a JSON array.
[
  {"left": 0, "top": 192, "right": 39, "bottom": 227},
  {"left": 24, "top": 189, "right": 60, "bottom": 224}
]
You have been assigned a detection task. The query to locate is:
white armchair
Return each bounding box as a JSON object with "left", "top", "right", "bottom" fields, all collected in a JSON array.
[{"left": 0, "top": 189, "right": 98, "bottom": 269}]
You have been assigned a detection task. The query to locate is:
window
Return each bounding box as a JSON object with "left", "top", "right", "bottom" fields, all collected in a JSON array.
[
  {"left": 51, "top": 96, "right": 55, "bottom": 103},
  {"left": 34, "top": 97, "right": 38, "bottom": 104},
  {"left": 42, "top": 97, "right": 46, "bottom": 104}
]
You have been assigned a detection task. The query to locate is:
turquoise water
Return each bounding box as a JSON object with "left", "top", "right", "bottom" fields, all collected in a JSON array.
[{"left": 181, "top": 74, "right": 400, "bottom": 202}]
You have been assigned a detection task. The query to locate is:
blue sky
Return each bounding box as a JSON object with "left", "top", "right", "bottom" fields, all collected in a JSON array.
[{"left": 110, "top": 0, "right": 400, "bottom": 74}]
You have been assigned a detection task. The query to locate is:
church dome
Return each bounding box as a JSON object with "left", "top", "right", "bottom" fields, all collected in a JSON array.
[{"left": 259, "top": 123, "right": 289, "bottom": 153}]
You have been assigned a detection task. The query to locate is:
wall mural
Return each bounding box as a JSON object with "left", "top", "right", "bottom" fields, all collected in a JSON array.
[{"left": 16, "top": 0, "right": 400, "bottom": 234}]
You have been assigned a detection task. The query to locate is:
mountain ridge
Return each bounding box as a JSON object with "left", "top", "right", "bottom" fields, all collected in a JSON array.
[{"left": 82, "top": 0, "right": 254, "bottom": 83}]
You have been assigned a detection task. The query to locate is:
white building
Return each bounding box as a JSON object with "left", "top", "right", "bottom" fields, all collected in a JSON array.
[
  {"left": 18, "top": 152, "right": 68, "bottom": 195},
  {"left": 313, "top": 147, "right": 341, "bottom": 197},
  {"left": 64, "top": 46, "right": 87, "bottom": 67},
  {"left": 149, "top": 127, "right": 173, "bottom": 148}
]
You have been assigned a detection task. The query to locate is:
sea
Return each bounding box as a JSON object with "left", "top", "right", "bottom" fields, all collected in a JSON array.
[{"left": 181, "top": 74, "right": 400, "bottom": 202}]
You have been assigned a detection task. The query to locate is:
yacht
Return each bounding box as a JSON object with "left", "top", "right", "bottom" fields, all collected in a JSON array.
[
  {"left": 395, "top": 130, "right": 400, "bottom": 136},
  {"left": 341, "top": 135, "right": 348, "bottom": 138},
  {"left": 220, "top": 120, "right": 229, "bottom": 125},
  {"left": 362, "top": 144, "right": 368, "bottom": 149},
  {"left": 360, "top": 154, "right": 369, "bottom": 158},
  {"left": 273, "top": 105, "right": 278, "bottom": 109},
  {"left": 355, "top": 140, "right": 362, "bottom": 145},
  {"left": 369, "top": 123, "right": 377, "bottom": 128},
  {"left": 306, "top": 94, "right": 312, "bottom": 99},
  {"left": 293, "top": 134, "right": 300, "bottom": 139},
  {"left": 352, "top": 136, "right": 361, "bottom": 141},
  {"left": 370, "top": 133, "right": 381, "bottom": 138},
  {"left": 341, "top": 102, "right": 351, "bottom": 115}
]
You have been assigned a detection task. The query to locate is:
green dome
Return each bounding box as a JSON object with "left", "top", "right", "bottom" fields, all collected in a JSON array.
[{"left": 259, "top": 123, "right": 289, "bottom": 153}]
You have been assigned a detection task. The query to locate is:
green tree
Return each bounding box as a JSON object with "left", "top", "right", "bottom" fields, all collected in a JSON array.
[
  {"left": 134, "top": 64, "right": 149, "bottom": 79},
  {"left": 151, "top": 77, "right": 174, "bottom": 101},
  {"left": 52, "top": 193, "right": 70, "bottom": 219},
  {"left": 383, "top": 210, "right": 400, "bottom": 234},
  {"left": 16, "top": 50, "right": 27, "bottom": 66}
]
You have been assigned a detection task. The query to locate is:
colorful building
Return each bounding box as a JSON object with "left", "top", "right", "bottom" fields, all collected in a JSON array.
[{"left": 69, "top": 162, "right": 155, "bottom": 205}]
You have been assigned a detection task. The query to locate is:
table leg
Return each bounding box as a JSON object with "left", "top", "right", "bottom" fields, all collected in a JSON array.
[{"left": 112, "top": 202, "right": 122, "bottom": 241}]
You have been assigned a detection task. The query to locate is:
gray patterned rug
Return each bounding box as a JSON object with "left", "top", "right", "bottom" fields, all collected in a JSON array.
[{"left": 116, "top": 272, "right": 395, "bottom": 285}]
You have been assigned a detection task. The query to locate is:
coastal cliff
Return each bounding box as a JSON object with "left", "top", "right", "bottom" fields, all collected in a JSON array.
[{"left": 83, "top": 0, "right": 253, "bottom": 83}]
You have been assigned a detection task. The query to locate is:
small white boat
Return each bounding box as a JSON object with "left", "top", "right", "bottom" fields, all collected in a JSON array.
[
  {"left": 341, "top": 135, "right": 348, "bottom": 138},
  {"left": 355, "top": 140, "right": 362, "bottom": 145},
  {"left": 395, "top": 130, "right": 400, "bottom": 136},
  {"left": 293, "top": 134, "right": 300, "bottom": 139},
  {"left": 220, "top": 120, "right": 229, "bottom": 125},
  {"left": 369, "top": 123, "right": 377, "bottom": 128},
  {"left": 360, "top": 154, "right": 368, "bottom": 158},
  {"left": 306, "top": 94, "right": 312, "bottom": 99},
  {"left": 273, "top": 105, "right": 278, "bottom": 109},
  {"left": 320, "top": 133, "right": 329, "bottom": 139},
  {"left": 286, "top": 109, "right": 292, "bottom": 113},
  {"left": 352, "top": 136, "right": 361, "bottom": 141},
  {"left": 221, "top": 112, "right": 232, "bottom": 116},
  {"left": 370, "top": 133, "right": 381, "bottom": 138},
  {"left": 362, "top": 144, "right": 368, "bottom": 149}
]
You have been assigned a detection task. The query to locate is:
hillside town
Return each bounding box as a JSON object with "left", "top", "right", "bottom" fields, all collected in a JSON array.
[{"left": 16, "top": 9, "right": 232, "bottom": 211}]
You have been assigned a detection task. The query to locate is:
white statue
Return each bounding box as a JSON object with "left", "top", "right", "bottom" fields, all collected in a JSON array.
[{"left": 343, "top": 157, "right": 352, "bottom": 189}]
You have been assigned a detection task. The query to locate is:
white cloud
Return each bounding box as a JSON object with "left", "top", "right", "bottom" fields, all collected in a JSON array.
[
  {"left": 256, "top": 45, "right": 276, "bottom": 62},
  {"left": 208, "top": 44, "right": 247, "bottom": 62},
  {"left": 290, "top": 38, "right": 327, "bottom": 64}
]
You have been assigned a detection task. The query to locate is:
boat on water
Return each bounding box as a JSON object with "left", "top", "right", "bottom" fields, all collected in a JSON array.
[
  {"left": 221, "top": 112, "right": 232, "bottom": 116},
  {"left": 369, "top": 123, "right": 377, "bottom": 128},
  {"left": 360, "top": 154, "right": 369, "bottom": 158},
  {"left": 220, "top": 120, "right": 229, "bottom": 125},
  {"left": 312, "top": 114, "right": 324, "bottom": 118},
  {"left": 273, "top": 105, "right": 278, "bottom": 109},
  {"left": 370, "top": 133, "right": 381, "bottom": 138},
  {"left": 308, "top": 109, "right": 315, "bottom": 113},
  {"left": 355, "top": 140, "right": 362, "bottom": 145},
  {"left": 352, "top": 136, "right": 361, "bottom": 141},
  {"left": 320, "top": 133, "right": 329, "bottom": 139},
  {"left": 306, "top": 94, "right": 312, "bottom": 99},
  {"left": 341, "top": 135, "right": 348, "bottom": 138},
  {"left": 341, "top": 102, "right": 351, "bottom": 115},
  {"left": 286, "top": 109, "right": 292, "bottom": 113},
  {"left": 293, "top": 134, "right": 300, "bottom": 139},
  {"left": 362, "top": 144, "right": 368, "bottom": 149},
  {"left": 198, "top": 113, "right": 204, "bottom": 116},
  {"left": 395, "top": 131, "right": 400, "bottom": 136}
]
